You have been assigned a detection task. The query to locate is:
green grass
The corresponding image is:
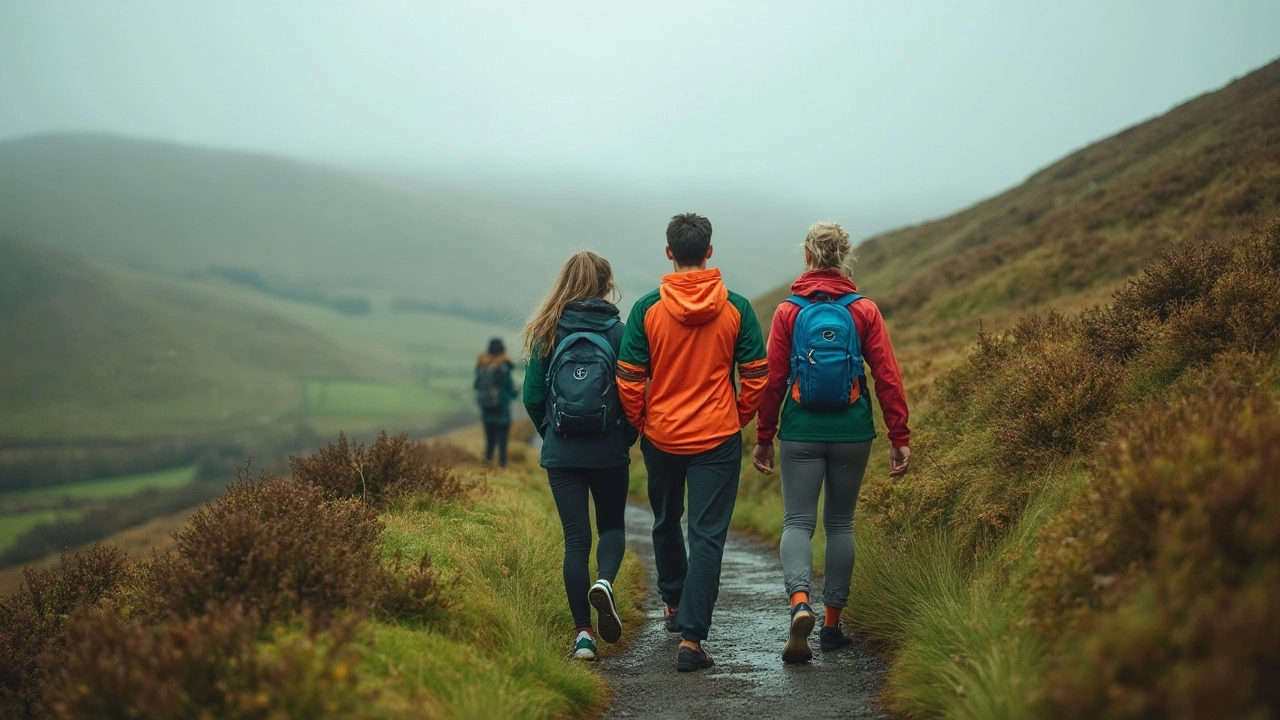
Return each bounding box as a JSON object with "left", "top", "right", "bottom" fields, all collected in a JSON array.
[
  {"left": 362, "top": 459, "right": 647, "bottom": 718},
  {"left": 8, "top": 465, "right": 196, "bottom": 501},
  {"left": 0, "top": 510, "right": 71, "bottom": 550}
]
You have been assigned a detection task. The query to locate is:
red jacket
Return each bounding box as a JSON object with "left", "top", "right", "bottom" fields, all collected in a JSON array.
[{"left": 756, "top": 269, "right": 911, "bottom": 447}]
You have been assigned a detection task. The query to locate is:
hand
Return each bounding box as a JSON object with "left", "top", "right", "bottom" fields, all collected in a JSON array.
[
  {"left": 889, "top": 446, "right": 911, "bottom": 478},
  {"left": 752, "top": 442, "right": 775, "bottom": 475}
]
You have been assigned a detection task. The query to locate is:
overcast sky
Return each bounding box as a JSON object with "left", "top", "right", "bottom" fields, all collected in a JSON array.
[{"left": 2, "top": 1, "right": 1278, "bottom": 226}]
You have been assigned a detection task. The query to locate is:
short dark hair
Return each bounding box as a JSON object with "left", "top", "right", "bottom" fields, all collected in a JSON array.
[
  {"left": 487, "top": 337, "right": 505, "bottom": 355},
  {"left": 666, "top": 213, "right": 712, "bottom": 267}
]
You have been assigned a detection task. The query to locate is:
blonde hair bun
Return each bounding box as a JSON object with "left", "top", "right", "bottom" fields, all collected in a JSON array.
[{"left": 804, "top": 222, "right": 855, "bottom": 275}]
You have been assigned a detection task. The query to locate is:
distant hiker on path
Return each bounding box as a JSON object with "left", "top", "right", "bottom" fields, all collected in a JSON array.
[
  {"left": 475, "top": 337, "right": 518, "bottom": 467},
  {"left": 616, "top": 213, "right": 769, "bottom": 672},
  {"left": 522, "top": 251, "right": 638, "bottom": 661},
  {"left": 754, "top": 222, "right": 911, "bottom": 664}
]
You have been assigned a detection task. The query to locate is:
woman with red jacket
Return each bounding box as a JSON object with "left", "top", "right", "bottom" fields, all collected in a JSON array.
[{"left": 753, "top": 222, "right": 911, "bottom": 664}]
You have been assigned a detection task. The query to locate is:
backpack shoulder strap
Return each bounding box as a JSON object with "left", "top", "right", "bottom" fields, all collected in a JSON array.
[
  {"left": 785, "top": 294, "right": 812, "bottom": 308},
  {"left": 835, "top": 293, "right": 864, "bottom": 307}
]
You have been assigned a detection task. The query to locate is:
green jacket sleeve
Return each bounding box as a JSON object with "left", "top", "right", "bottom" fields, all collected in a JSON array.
[
  {"left": 731, "top": 293, "right": 768, "bottom": 364},
  {"left": 522, "top": 349, "right": 548, "bottom": 438}
]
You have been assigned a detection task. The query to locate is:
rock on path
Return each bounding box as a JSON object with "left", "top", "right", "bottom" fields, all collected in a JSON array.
[{"left": 602, "top": 504, "right": 891, "bottom": 719}]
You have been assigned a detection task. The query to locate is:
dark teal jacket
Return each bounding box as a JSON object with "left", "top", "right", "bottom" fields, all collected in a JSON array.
[
  {"left": 474, "top": 355, "right": 518, "bottom": 425},
  {"left": 523, "top": 298, "right": 638, "bottom": 469}
]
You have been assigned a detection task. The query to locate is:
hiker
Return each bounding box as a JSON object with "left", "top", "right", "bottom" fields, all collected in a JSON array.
[
  {"left": 474, "top": 337, "right": 518, "bottom": 467},
  {"left": 753, "top": 222, "right": 911, "bottom": 664},
  {"left": 616, "top": 213, "right": 769, "bottom": 672},
  {"left": 522, "top": 251, "right": 638, "bottom": 661}
]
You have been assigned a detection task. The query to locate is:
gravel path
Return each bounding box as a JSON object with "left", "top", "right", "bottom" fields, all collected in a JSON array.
[{"left": 601, "top": 504, "right": 891, "bottom": 719}]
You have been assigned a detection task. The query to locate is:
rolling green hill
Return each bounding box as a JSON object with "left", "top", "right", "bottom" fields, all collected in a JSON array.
[
  {"left": 0, "top": 134, "right": 569, "bottom": 317},
  {"left": 0, "top": 235, "right": 360, "bottom": 443},
  {"left": 754, "top": 58, "right": 1280, "bottom": 369}
]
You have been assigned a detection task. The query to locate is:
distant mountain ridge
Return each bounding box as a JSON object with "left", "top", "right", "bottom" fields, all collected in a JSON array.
[{"left": 754, "top": 58, "right": 1280, "bottom": 353}]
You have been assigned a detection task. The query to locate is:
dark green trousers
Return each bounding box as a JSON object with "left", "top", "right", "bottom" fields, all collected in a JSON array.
[{"left": 641, "top": 433, "right": 742, "bottom": 643}]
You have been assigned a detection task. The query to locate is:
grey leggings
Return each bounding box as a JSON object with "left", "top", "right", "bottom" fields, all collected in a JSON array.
[{"left": 779, "top": 440, "right": 872, "bottom": 608}]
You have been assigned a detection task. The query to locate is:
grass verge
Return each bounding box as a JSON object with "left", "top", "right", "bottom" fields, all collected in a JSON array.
[{"left": 369, "top": 461, "right": 645, "bottom": 718}]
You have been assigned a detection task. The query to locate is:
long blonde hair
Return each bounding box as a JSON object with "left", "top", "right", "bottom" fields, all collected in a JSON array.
[
  {"left": 803, "top": 222, "right": 856, "bottom": 276},
  {"left": 523, "top": 251, "right": 619, "bottom": 358}
]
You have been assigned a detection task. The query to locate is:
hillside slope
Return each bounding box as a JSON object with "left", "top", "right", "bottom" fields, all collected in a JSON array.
[
  {"left": 0, "top": 134, "right": 826, "bottom": 318},
  {"left": 754, "top": 58, "right": 1280, "bottom": 362},
  {"left": 0, "top": 134, "right": 570, "bottom": 316},
  {"left": 0, "top": 235, "right": 357, "bottom": 442}
]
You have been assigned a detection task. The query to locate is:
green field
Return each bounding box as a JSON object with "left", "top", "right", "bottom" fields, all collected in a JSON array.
[
  {"left": 8, "top": 466, "right": 196, "bottom": 502},
  {"left": 0, "top": 465, "right": 200, "bottom": 554},
  {"left": 0, "top": 510, "right": 66, "bottom": 551}
]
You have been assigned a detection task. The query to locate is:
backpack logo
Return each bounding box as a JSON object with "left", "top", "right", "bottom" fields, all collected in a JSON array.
[
  {"left": 786, "top": 293, "right": 866, "bottom": 411},
  {"left": 573, "top": 366, "right": 588, "bottom": 381}
]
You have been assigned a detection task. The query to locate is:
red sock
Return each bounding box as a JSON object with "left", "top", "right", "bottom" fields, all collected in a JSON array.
[
  {"left": 824, "top": 606, "right": 842, "bottom": 627},
  {"left": 790, "top": 591, "right": 809, "bottom": 607}
]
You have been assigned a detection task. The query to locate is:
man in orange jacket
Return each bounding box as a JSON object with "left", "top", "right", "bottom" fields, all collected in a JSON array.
[{"left": 616, "top": 213, "right": 769, "bottom": 672}]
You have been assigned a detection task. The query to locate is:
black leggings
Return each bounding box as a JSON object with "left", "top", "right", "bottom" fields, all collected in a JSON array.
[
  {"left": 483, "top": 422, "right": 510, "bottom": 467},
  {"left": 547, "top": 465, "right": 630, "bottom": 630}
]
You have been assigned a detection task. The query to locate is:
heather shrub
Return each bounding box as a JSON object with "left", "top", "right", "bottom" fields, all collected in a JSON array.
[
  {"left": 152, "top": 467, "right": 386, "bottom": 623},
  {"left": 291, "top": 431, "right": 467, "bottom": 507},
  {"left": 1031, "top": 377, "right": 1280, "bottom": 719},
  {"left": 376, "top": 550, "right": 449, "bottom": 624},
  {"left": 869, "top": 224, "right": 1280, "bottom": 560},
  {"left": 0, "top": 545, "right": 130, "bottom": 716},
  {"left": 45, "top": 602, "right": 373, "bottom": 720}
]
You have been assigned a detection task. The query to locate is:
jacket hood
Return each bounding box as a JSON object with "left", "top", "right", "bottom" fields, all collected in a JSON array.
[
  {"left": 558, "top": 297, "right": 622, "bottom": 334},
  {"left": 659, "top": 268, "right": 728, "bottom": 326},
  {"left": 790, "top": 268, "right": 859, "bottom": 298},
  {"left": 477, "top": 352, "right": 512, "bottom": 368}
]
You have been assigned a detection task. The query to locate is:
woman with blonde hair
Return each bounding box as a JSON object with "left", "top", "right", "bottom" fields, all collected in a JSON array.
[
  {"left": 522, "top": 251, "right": 638, "bottom": 661},
  {"left": 753, "top": 222, "right": 911, "bottom": 664}
]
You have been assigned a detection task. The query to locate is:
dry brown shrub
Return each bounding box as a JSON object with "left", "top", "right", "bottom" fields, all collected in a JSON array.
[
  {"left": 0, "top": 546, "right": 130, "bottom": 717},
  {"left": 45, "top": 602, "right": 373, "bottom": 720},
  {"left": 873, "top": 224, "right": 1280, "bottom": 560},
  {"left": 290, "top": 431, "right": 467, "bottom": 507},
  {"left": 152, "top": 467, "right": 386, "bottom": 624},
  {"left": 1031, "top": 377, "right": 1280, "bottom": 719}
]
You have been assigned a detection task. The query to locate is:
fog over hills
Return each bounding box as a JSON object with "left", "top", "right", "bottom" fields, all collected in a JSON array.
[
  {"left": 0, "top": 133, "right": 836, "bottom": 320},
  {"left": 754, "top": 58, "right": 1280, "bottom": 356}
]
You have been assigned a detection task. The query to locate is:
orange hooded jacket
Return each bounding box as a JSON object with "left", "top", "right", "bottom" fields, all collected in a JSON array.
[{"left": 615, "top": 268, "right": 768, "bottom": 455}]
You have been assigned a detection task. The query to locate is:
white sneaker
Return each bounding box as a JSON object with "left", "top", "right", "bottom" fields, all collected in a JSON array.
[
  {"left": 572, "top": 630, "right": 597, "bottom": 660},
  {"left": 588, "top": 579, "right": 623, "bottom": 643}
]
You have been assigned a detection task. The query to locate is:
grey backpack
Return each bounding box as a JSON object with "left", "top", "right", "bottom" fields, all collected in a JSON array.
[{"left": 545, "top": 328, "right": 621, "bottom": 437}]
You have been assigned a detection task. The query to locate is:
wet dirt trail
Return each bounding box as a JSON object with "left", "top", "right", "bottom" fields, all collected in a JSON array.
[{"left": 602, "top": 504, "right": 891, "bottom": 719}]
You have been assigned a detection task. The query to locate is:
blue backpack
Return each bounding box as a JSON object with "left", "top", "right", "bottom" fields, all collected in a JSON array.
[{"left": 786, "top": 293, "right": 866, "bottom": 410}]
